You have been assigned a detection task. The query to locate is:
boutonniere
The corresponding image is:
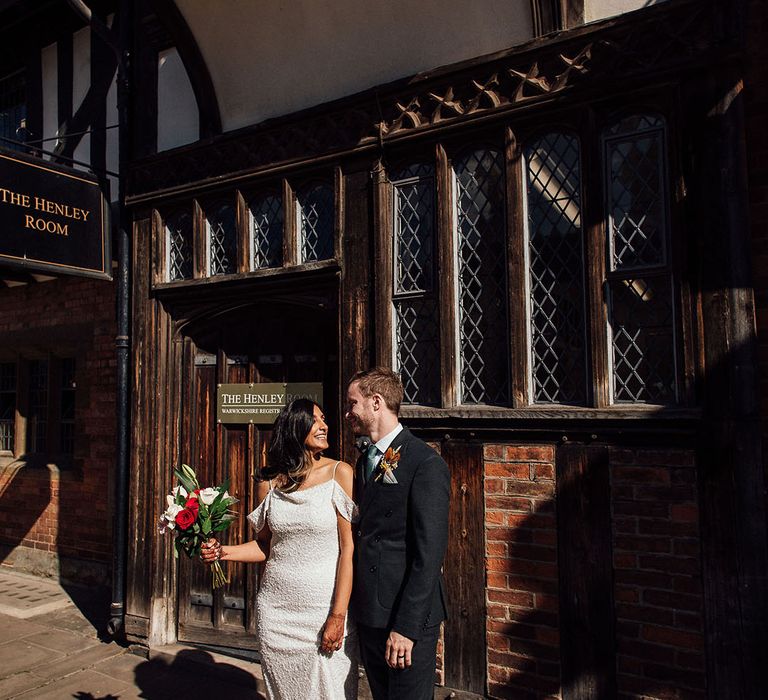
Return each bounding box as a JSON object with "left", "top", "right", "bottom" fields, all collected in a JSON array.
[{"left": 375, "top": 447, "right": 401, "bottom": 484}]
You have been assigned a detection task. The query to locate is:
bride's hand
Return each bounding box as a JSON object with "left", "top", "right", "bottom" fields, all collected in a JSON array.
[
  {"left": 320, "top": 613, "right": 345, "bottom": 654},
  {"left": 200, "top": 538, "right": 221, "bottom": 563}
]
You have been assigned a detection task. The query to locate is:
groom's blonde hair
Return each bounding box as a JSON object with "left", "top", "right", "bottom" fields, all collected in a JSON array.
[{"left": 349, "top": 367, "right": 403, "bottom": 414}]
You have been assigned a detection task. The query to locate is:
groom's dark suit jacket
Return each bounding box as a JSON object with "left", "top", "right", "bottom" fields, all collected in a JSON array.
[{"left": 351, "top": 428, "right": 450, "bottom": 641}]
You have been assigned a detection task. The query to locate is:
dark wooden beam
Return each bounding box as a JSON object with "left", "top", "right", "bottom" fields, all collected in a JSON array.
[
  {"left": 561, "top": 0, "right": 585, "bottom": 30},
  {"left": 54, "top": 18, "right": 118, "bottom": 163},
  {"left": 442, "top": 440, "right": 486, "bottom": 695},
  {"left": 556, "top": 443, "right": 616, "bottom": 699},
  {"left": 683, "top": 57, "right": 768, "bottom": 698},
  {"left": 530, "top": 0, "right": 562, "bottom": 36}
]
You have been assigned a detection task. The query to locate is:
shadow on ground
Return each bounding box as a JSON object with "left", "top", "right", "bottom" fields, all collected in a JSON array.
[{"left": 132, "top": 648, "right": 265, "bottom": 700}]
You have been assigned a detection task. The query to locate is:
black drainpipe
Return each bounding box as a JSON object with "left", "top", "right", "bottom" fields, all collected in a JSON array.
[
  {"left": 64, "top": 0, "right": 133, "bottom": 637},
  {"left": 110, "top": 0, "right": 133, "bottom": 637}
]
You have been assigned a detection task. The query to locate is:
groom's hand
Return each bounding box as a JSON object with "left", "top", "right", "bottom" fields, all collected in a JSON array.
[{"left": 386, "top": 630, "right": 413, "bottom": 668}]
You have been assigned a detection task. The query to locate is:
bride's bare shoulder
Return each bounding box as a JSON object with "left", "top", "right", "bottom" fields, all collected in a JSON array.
[{"left": 333, "top": 461, "right": 354, "bottom": 494}]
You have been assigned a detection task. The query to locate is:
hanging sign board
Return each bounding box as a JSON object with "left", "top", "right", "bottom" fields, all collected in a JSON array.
[
  {"left": 0, "top": 148, "right": 111, "bottom": 279},
  {"left": 217, "top": 382, "right": 324, "bottom": 424}
]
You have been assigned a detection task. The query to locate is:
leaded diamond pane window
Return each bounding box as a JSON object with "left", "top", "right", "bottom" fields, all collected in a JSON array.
[
  {"left": 0, "top": 362, "right": 16, "bottom": 452},
  {"left": 207, "top": 201, "right": 237, "bottom": 276},
  {"left": 609, "top": 277, "right": 676, "bottom": 403},
  {"left": 249, "top": 193, "right": 283, "bottom": 269},
  {"left": 524, "top": 132, "right": 587, "bottom": 405},
  {"left": 395, "top": 298, "right": 441, "bottom": 406},
  {"left": 297, "top": 183, "right": 334, "bottom": 262},
  {"left": 454, "top": 148, "right": 510, "bottom": 405},
  {"left": 28, "top": 360, "right": 48, "bottom": 453},
  {"left": 166, "top": 210, "right": 193, "bottom": 281},
  {"left": 393, "top": 164, "right": 435, "bottom": 294},
  {"left": 391, "top": 163, "right": 439, "bottom": 406},
  {"left": 603, "top": 114, "right": 677, "bottom": 405},
  {"left": 606, "top": 115, "right": 667, "bottom": 270}
]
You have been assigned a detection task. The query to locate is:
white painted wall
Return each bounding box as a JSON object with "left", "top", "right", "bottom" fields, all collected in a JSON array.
[
  {"left": 41, "top": 42, "right": 58, "bottom": 160},
  {"left": 72, "top": 26, "right": 90, "bottom": 170},
  {"left": 585, "top": 0, "right": 669, "bottom": 23},
  {"left": 175, "top": 0, "right": 533, "bottom": 133},
  {"left": 157, "top": 47, "right": 199, "bottom": 152}
]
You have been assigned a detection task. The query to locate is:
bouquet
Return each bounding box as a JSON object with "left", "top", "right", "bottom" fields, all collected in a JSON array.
[{"left": 158, "top": 463, "right": 238, "bottom": 589}]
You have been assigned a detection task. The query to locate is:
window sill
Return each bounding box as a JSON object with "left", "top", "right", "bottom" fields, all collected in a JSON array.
[
  {"left": 399, "top": 405, "right": 702, "bottom": 435},
  {"left": 152, "top": 258, "right": 340, "bottom": 292},
  {"left": 0, "top": 455, "right": 79, "bottom": 478}
]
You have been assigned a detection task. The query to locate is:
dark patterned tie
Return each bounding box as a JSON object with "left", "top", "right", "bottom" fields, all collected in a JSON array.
[{"left": 364, "top": 444, "right": 380, "bottom": 483}]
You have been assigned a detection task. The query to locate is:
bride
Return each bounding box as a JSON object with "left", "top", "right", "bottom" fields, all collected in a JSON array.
[{"left": 201, "top": 398, "right": 358, "bottom": 699}]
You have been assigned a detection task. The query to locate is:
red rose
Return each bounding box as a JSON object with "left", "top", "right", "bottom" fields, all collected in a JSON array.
[
  {"left": 175, "top": 508, "right": 197, "bottom": 530},
  {"left": 184, "top": 496, "right": 200, "bottom": 516}
]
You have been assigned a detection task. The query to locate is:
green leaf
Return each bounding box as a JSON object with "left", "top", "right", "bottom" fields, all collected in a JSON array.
[
  {"left": 181, "top": 464, "right": 201, "bottom": 489},
  {"left": 174, "top": 468, "right": 196, "bottom": 494},
  {"left": 210, "top": 480, "right": 230, "bottom": 508}
]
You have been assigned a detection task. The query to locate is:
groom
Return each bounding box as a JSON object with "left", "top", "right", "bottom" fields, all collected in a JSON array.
[{"left": 345, "top": 367, "right": 450, "bottom": 700}]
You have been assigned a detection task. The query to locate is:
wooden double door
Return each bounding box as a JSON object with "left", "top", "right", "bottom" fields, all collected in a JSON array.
[{"left": 175, "top": 301, "right": 338, "bottom": 650}]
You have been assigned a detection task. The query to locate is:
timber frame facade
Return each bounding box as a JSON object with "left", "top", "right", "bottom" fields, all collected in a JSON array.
[{"left": 122, "top": 2, "right": 768, "bottom": 699}]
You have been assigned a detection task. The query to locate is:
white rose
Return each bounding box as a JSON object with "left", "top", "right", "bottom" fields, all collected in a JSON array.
[
  {"left": 199, "top": 487, "right": 219, "bottom": 506},
  {"left": 172, "top": 485, "right": 188, "bottom": 499},
  {"left": 163, "top": 503, "right": 183, "bottom": 522}
]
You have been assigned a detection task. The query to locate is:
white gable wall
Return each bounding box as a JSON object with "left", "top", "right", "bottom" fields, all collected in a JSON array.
[
  {"left": 175, "top": 0, "right": 534, "bottom": 133},
  {"left": 157, "top": 47, "right": 199, "bottom": 152},
  {"left": 585, "top": 0, "right": 670, "bottom": 23}
]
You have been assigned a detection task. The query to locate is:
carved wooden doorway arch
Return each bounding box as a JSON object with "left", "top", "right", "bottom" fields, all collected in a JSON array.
[{"left": 174, "top": 297, "right": 338, "bottom": 650}]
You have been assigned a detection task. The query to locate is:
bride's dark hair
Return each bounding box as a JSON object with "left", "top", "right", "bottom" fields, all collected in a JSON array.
[{"left": 262, "top": 398, "right": 320, "bottom": 492}]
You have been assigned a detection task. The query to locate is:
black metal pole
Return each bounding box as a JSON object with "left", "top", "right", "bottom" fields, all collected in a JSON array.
[{"left": 107, "top": 0, "right": 133, "bottom": 637}]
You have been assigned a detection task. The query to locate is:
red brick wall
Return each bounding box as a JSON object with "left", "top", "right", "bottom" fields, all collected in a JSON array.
[
  {"left": 482, "top": 444, "right": 704, "bottom": 699},
  {"left": 0, "top": 276, "right": 116, "bottom": 576},
  {"left": 485, "top": 444, "right": 560, "bottom": 700},
  {"left": 610, "top": 448, "right": 705, "bottom": 699}
]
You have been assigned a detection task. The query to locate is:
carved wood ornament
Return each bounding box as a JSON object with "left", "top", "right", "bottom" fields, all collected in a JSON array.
[{"left": 127, "top": 0, "right": 716, "bottom": 202}]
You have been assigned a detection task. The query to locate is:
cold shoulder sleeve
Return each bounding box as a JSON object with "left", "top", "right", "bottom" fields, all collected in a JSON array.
[
  {"left": 332, "top": 481, "right": 359, "bottom": 523},
  {"left": 247, "top": 490, "right": 272, "bottom": 532}
]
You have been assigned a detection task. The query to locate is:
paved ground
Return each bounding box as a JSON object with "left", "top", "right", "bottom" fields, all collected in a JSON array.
[{"left": 0, "top": 568, "right": 267, "bottom": 699}]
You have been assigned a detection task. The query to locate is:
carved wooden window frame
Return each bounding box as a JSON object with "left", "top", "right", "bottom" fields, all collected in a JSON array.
[
  {"left": 381, "top": 95, "right": 695, "bottom": 416},
  {"left": 153, "top": 168, "right": 342, "bottom": 288}
]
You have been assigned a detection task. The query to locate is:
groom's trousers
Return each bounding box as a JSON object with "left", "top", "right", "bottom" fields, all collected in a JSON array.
[{"left": 358, "top": 623, "right": 441, "bottom": 700}]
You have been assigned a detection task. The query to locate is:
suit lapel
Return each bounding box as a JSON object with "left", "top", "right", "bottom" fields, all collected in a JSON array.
[{"left": 359, "top": 428, "right": 412, "bottom": 517}]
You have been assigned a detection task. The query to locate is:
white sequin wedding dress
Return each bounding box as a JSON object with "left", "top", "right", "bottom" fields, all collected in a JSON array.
[{"left": 247, "top": 464, "right": 359, "bottom": 700}]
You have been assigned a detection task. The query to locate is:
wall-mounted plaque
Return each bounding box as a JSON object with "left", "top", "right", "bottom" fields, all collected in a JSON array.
[
  {"left": 0, "top": 148, "right": 110, "bottom": 279},
  {"left": 217, "top": 382, "right": 324, "bottom": 424}
]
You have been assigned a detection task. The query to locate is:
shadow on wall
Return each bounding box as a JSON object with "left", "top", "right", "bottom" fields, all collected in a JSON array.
[
  {"left": 470, "top": 313, "right": 768, "bottom": 700},
  {"left": 0, "top": 458, "right": 110, "bottom": 635},
  {"left": 0, "top": 459, "right": 51, "bottom": 570}
]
